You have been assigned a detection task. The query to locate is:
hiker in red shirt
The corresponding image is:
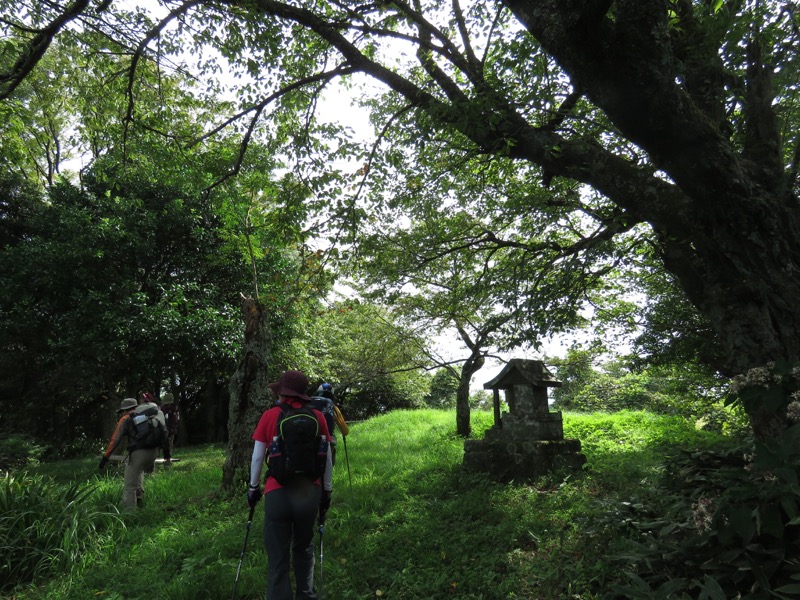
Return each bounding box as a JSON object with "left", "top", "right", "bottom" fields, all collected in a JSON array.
[{"left": 247, "top": 370, "right": 333, "bottom": 600}]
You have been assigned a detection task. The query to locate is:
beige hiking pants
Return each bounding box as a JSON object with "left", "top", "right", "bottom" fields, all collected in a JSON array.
[{"left": 123, "top": 447, "right": 158, "bottom": 510}]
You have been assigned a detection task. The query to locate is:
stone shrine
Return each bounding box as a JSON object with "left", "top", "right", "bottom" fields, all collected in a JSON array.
[{"left": 463, "top": 359, "right": 586, "bottom": 480}]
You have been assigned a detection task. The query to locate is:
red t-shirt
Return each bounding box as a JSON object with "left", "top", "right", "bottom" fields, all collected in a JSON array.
[{"left": 252, "top": 399, "right": 331, "bottom": 493}]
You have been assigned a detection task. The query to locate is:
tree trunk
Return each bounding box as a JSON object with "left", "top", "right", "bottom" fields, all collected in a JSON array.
[
  {"left": 455, "top": 353, "right": 485, "bottom": 437},
  {"left": 221, "top": 297, "right": 272, "bottom": 490}
]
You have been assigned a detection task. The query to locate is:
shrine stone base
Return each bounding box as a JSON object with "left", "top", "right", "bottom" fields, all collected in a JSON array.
[{"left": 463, "top": 433, "right": 587, "bottom": 481}]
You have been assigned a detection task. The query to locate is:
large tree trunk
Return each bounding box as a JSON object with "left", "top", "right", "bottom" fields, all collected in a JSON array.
[
  {"left": 221, "top": 297, "right": 272, "bottom": 490},
  {"left": 658, "top": 195, "right": 798, "bottom": 441}
]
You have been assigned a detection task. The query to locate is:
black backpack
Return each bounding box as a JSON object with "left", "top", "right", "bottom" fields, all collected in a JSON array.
[
  {"left": 268, "top": 403, "right": 328, "bottom": 485},
  {"left": 128, "top": 405, "right": 166, "bottom": 450}
]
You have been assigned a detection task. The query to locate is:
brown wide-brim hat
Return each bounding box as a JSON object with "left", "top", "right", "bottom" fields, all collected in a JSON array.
[{"left": 268, "top": 370, "right": 311, "bottom": 401}]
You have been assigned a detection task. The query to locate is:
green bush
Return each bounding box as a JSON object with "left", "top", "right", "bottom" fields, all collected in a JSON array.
[
  {"left": 469, "top": 389, "right": 493, "bottom": 410},
  {"left": 0, "top": 472, "right": 122, "bottom": 593},
  {"left": 553, "top": 362, "right": 748, "bottom": 435}
]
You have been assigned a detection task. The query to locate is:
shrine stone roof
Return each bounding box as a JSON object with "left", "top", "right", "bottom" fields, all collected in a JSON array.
[{"left": 482, "top": 358, "right": 562, "bottom": 390}]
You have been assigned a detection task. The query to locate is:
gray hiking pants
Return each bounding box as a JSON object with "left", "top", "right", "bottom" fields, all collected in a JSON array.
[{"left": 263, "top": 482, "right": 321, "bottom": 600}]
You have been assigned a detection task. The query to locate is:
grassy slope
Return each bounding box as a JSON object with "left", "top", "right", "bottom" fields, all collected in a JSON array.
[{"left": 9, "top": 409, "right": 726, "bottom": 600}]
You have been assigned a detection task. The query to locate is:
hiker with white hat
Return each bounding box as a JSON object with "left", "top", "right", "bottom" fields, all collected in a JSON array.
[{"left": 99, "top": 396, "right": 167, "bottom": 510}]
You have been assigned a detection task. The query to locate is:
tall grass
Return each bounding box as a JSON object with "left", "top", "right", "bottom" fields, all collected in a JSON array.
[
  {"left": 0, "top": 472, "right": 122, "bottom": 593},
  {"left": 5, "top": 409, "right": 728, "bottom": 599}
]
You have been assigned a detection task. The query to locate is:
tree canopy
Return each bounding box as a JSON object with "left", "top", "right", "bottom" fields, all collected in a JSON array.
[{"left": 3, "top": 0, "right": 800, "bottom": 444}]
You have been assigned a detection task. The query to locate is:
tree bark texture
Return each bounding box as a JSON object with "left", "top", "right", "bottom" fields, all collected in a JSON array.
[{"left": 221, "top": 296, "right": 273, "bottom": 490}]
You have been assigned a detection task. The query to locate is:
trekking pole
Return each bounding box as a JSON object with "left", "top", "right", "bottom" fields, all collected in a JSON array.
[
  {"left": 232, "top": 504, "right": 256, "bottom": 600},
  {"left": 342, "top": 435, "right": 353, "bottom": 491},
  {"left": 318, "top": 512, "right": 326, "bottom": 600}
]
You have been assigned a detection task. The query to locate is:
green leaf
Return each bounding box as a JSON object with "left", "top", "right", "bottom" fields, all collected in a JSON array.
[
  {"left": 725, "top": 505, "right": 755, "bottom": 542},
  {"left": 698, "top": 575, "right": 727, "bottom": 600},
  {"left": 758, "top": 503, "right": 785, "bottom": 539},
  {"left": 775, "top": 584, "right": 800, "bottom": 594},
  {"left": 762, "top": 386, "right": 787, "bottom": 412}
]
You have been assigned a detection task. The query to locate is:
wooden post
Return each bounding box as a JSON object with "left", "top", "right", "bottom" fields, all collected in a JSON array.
[{"left": 493, "top": 389, "right": 501, "bottom": 428}]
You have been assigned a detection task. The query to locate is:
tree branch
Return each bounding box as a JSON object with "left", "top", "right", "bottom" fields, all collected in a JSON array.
[
  {"left": 0, "top": 0, "right": 92, "bottom": 101},
  {"left": 200, "top": 63, "right": 357, "bottom": 194},
  {"left": 122, "top": 0, "right": 205, "bottom": 148}
]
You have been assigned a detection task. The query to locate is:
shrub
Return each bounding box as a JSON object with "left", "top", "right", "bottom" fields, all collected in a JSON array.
[
  {"left": 45, "top": 430, "right": 104, "bottom": 460},
  {"left": 469, "top": 389, "right": 493, "bottom": 410},
  {"left": 605, "top": 434, "right": 800, "bottom": 599},
  {"left": 0, "top": 472, "right": 122, "bottom": 593}
]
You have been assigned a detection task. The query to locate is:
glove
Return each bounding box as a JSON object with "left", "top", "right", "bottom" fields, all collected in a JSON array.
[
  {"left": 319, "top": 490, "right": 332, "bottom": 524},
  {"left": 247, "top": 484, "right": 263, "bottom": 508},
  {"left": 98, "top": 457, "right": 109, "bottom": 470}
]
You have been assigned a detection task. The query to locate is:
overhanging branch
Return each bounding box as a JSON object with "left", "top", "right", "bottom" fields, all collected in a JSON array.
[{"left": 0, "top": 0, "right": 92, "bottom": 101}]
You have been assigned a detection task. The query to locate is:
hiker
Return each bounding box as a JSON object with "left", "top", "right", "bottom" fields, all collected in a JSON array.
[
  {"left": 159, "top": 392, "right": 181, "bottom": 461},
  {"left": 247, "top": 369, "right": 333, "bottom": 600},
  {"left": 138, "top": 390, "right": 156, "bottom": 405},
  {"left": 99, "top": 396, "right": 167, "bottom": 510},
  {"left": 309, "top": 382, "right": 349, "bottom": 465}
]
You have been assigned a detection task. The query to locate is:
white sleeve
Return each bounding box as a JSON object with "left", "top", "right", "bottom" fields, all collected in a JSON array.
[
  {"left": 323, "top": 438, "right": 333, "bottom": 491},
  {"left": 250, "top": 440, "right": 267, "bottom": 488}
]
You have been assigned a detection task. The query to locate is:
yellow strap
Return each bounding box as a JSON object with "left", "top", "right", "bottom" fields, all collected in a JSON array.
[{"left": 333, "top": 405, "right": 349, "bottom": 436}]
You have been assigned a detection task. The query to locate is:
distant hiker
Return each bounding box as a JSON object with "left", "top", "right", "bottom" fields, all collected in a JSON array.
[
  {"left": 309, "top": 382, "right": 349, "bottom": 465},
  {"left": 99, "top": 396, "right": 167, "bottom": 510},
  {"left": 247, "top": 369, "right": 333, "bottom": 600},
  {"left": 159, "top": 392, "right": 181, "bottom": 461},
  {"left": 138, "top": 390, "right": 156, "bottom": 405}
]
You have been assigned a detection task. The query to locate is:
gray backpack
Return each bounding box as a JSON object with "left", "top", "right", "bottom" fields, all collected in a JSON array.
[{"left": 128, "top": 404, "right": 166, "bottom": 450}]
